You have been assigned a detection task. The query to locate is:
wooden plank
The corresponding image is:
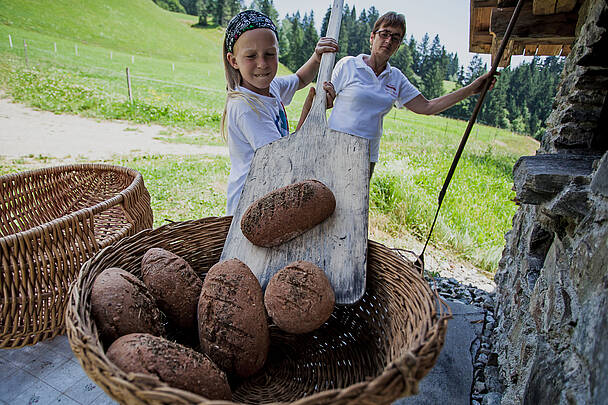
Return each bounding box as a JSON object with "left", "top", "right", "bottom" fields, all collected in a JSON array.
[
  {"left": 470, "top": 0, "right": 494, "bottom": 53},
  {"left": 491, "top": 2, "right": 578, "bottom": 40},
  {"left": 474, "top": 0, "right": 499, "bottom": 7},
  {"left": 524, "top": 44, "right": 538, "bottom": 55},
  {"left": 533, "top": 0, "right": 557, "bottom": 15},
  {"left": 561, "top": 44, "right": 572, "bottom": 56},
  {"left": 536, "top": 44, "right": 563, "bottom": 55},
  {"left": 470, "top": 31, "right": 493, "bottom": 52},
  {"left": 556, "top": 0, "right": 578, "bottom": 13},
  {"left": 491, "top": 37, "right": 515, "bottom": 67},
  {"left": 221, "top": 0, "right": 370, "bottom": 305}
]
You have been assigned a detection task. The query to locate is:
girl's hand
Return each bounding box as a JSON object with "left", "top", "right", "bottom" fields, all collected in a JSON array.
[
  {"left": 295, "top": 82, "right": 336, "bottom": 131},
  {"left": 314, "top": 37, "right": 339, "bottom": 62},
  {"left": 469, "top": 71, "right": 500, "bottom": 94}
]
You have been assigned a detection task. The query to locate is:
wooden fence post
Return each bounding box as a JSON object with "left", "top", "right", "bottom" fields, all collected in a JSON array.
[
  {"left": 8, "top": 34, "right": 12, "bottom": 48},
  {"left": 54, "top": 42, "right": 57, "bottom": 53},
  {"left": 126, "top": 67, "right": 133, "bottom": 103},
  {"left": 75, "top": 44, "right": 78, "bottom": 56},
  {"left": 23, "top": 39, "right": 28, "bottom": 65}
]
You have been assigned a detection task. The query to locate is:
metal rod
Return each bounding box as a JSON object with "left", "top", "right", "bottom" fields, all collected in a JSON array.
[{"left": 416, "top": 0, "right": 526, "bottom": 269}]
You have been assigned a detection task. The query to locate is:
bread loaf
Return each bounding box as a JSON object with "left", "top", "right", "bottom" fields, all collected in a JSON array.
[
  {"left": 107, "top": 333, "right": 232, "bottom": 400},
  {"left": 198, "top": 259, "right": 269, "bottom": 377},
  {"left": 141, "top": 248, "right": 202, "bottom": 330},
  {"left": 240, "top": 179, "right": 336, "bottom": 247},
  {"left": 91, "top": 268, "right": 165, "bottom": 346},
  {"left": 264, "top": 261, "right": 335, "bottom": 334}
]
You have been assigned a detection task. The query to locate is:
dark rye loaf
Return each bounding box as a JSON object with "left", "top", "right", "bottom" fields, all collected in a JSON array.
[
  {"left": 264, "top": 261, "right": 335, "bottom": 334},
  {"left": 198, "top": 258, "right": 269, "bottom": 378},
  {"left": 141, "top": 247, "right": 202, "bottom": 331},
  {"left": 240, "top": 179, "right": 336, "bottom": 247},
  {"left": 91, "top": 268, "right": 165, "bottom": 346},
  {"left": 106, "top": 333, "right": 232, "bottom": 400}
]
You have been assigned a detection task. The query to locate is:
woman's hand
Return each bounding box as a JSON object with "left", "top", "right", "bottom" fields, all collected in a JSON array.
[
  {"left": 322, "top": 81, "right": 336, "bottom": 108},
  {"left": 469, "top": 71, "right": 500, "bottom": 94},
  {"left": 313, "top": 37, "right": 339, "bottom": 63}
]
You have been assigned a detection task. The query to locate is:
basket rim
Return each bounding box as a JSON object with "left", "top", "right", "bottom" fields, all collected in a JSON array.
[
  {"left": 0, "top": 163, "right": 145, "bottom": 243},
  {"left": 66, "top": 217, "right": 451, "bottom": 405}
]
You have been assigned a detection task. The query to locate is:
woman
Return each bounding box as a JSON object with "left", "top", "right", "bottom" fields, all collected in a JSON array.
[{"left": 328, "top": 11, "right": 497, "bottom": 176}]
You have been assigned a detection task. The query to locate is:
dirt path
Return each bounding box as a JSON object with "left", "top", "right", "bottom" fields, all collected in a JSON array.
[
  {"left": 0, "top": 97, "right": 228, "bottom": 160},
  {"left": 0, "top": 97, "right": 495, "bottom": 291}
]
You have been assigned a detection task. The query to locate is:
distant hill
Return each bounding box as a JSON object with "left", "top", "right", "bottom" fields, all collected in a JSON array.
[{"left": 0, "top": 0, "right": 222, "bottom": 61}]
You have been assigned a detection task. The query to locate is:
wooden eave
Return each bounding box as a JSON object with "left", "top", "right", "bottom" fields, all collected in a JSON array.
[{"left": 470, "top": 0, "right": 584, "bottom": 67}]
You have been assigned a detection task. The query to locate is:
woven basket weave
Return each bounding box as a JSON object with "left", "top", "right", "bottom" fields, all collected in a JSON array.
[
  {"left": 1, "top": 164, "right": 153, "bottom": 349},
  {"left": 66, "top": 216, "right": 449, "bottom": 405}
]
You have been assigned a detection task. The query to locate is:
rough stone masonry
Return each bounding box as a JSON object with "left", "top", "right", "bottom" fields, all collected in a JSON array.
[{"left": 492, "top": 0, "right": 608, "bottom": 404}]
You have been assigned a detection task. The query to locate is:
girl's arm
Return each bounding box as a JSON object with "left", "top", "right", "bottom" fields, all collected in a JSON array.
[
  {"left": 295, "top": 37, "right": 339, "bottom": 90},
  {"left": 405, "top": 71, "right": 498, "bottom": 115}
]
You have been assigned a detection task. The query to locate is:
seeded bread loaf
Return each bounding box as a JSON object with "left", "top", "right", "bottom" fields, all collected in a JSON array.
[
  {"left": 106, "top": 333, "right": 232, "bottom": 400},
  {"left": 91, "top": 268, "right": 165, "bottom": 346},
  {"left": 264, "top": 261, "right": 335, "bottom": 334},
  {"left": 198, "top": 258, "right": 269, "bottom": 377},
  {"left": 240, "top": 179, "right": 336, "bottom": 247},
  {"left": 141, "top": 248, "right": 202, "bottom": 331}
]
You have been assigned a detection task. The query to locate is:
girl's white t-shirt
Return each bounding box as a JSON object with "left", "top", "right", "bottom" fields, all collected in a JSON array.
[
  {"left": 328, "top": 54, "right": 420, "bottom": 162},
  {"left": 225, "top": 74, "right": 300, "bottom": 215}
]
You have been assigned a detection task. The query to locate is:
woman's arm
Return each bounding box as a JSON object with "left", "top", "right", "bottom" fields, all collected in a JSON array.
[
  {"left": 405, "top": 71, "right": 498, "bottom": 115},
  {"left": 295, "top": 37, "right": 339, "bottom": 90}
]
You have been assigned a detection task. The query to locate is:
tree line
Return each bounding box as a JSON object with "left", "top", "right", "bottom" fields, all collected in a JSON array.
[{"left": 153, "top": 0, "right": 564, "bottom": 139}]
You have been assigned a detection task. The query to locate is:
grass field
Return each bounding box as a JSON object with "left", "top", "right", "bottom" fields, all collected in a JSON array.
[{"left": 0, "top": 0, "right": 540, "bottom": 272}]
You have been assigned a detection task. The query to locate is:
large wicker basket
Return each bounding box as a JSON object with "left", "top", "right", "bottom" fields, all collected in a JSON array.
[
  {"left": 1, "top": 164, "right": 153, "bottom": 349},
  {"left": 66, "top": 216, "right": 449, "bottom": 405}
]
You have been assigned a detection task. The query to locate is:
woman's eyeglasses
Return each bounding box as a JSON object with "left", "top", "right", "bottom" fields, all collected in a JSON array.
[{"left": 374, "top": 29, "right": 403, "bottom": 44}]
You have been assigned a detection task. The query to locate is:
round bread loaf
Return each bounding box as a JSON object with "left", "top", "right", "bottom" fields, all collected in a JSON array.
[
  {"left": 106, "top": 333, "right": 232, "bottom": 400},
  {"left": 91, "top": 267, "right": 165, "bottom": 346},
  {"left": 141, "top": 247, "right": 202, "bottom": 330},
  {"left": 264, "top": 261, "right": 335, "bottom": 334},
  {"left": 198, "top": 258, "right": 269, "bottom": 378},
  {"left": 240, "top": 179, "right": 336, "bottom": 247}
]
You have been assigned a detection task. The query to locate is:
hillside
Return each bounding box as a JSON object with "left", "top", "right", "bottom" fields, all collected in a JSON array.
[{"left": 0, "top": 0, "right": 222, "bottom": 61}]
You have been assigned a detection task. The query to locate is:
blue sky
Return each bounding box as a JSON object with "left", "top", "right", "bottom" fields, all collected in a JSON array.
[{"left": 268, "top": 0, "right": 492, "bottom": 69}]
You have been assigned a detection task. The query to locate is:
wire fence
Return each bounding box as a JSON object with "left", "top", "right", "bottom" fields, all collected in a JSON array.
[{"left": 2, "top": 33, "right": 225, "bottom": 98}]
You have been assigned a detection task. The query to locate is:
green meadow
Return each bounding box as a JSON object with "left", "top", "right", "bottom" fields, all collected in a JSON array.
[{"left": 0, "top": 0, "right": 539, "bottom": 272}]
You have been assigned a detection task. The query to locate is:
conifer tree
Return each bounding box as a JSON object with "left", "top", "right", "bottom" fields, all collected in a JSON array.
[
  {"left": 195, "top": 0, "right": 208, "bottom": 25},
  {"left": 251, "top": 0, "right": 279, "bottom": 24},
  {"left": 302, "top": 12, "right": 319, "bottom": 65},
  {"left": 286, "top": 12, "right": 304, "bottom": 71},
  {"left": 320, "top": 6, "right": 331, "bottom": 37}
]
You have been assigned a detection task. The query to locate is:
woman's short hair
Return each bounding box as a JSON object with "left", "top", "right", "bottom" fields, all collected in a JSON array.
[{"left": 372, "top": 12, "right": 406, "bottom": 35}]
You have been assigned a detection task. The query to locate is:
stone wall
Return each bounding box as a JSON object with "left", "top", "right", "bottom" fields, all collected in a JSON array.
[{"left": 493, "top": 0, "right": 608, "bottom": 404}]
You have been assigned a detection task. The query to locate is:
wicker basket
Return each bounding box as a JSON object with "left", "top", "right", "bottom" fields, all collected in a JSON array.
[
  {"left": 66, "top": 216, "right": 449, "bottom": 405},
  {"left": 1, "top": 164, "right": 153, "bottom": 349}
]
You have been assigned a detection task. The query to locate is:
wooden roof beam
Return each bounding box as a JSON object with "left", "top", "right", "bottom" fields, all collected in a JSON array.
[
  {"left": 473, "top": 0, "right": 499, "bottom": 7},
  {"left": 533, "top": 0, "right": 578, "bottom": 15},
  {"left": 491, "top": 2, "right": 578, "bottom": 41}
]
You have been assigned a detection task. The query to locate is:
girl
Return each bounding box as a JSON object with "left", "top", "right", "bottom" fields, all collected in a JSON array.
[{"left": 222, "top": 10, "right": 338, "bottom": 215}]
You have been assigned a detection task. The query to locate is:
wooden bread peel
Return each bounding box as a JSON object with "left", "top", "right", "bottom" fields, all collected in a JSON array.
[{"left": 220, "top": 0, "right": 370, "bottom": 305}]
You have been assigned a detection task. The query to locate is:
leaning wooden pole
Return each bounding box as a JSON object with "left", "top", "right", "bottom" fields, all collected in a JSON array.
[{"left": 416, "top": 0, "right": 526, "bottom": 272}]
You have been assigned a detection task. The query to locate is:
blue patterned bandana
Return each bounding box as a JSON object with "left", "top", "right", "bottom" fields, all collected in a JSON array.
[{"left": 225, "top": 10, "right": 278, "bottom": 53}]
